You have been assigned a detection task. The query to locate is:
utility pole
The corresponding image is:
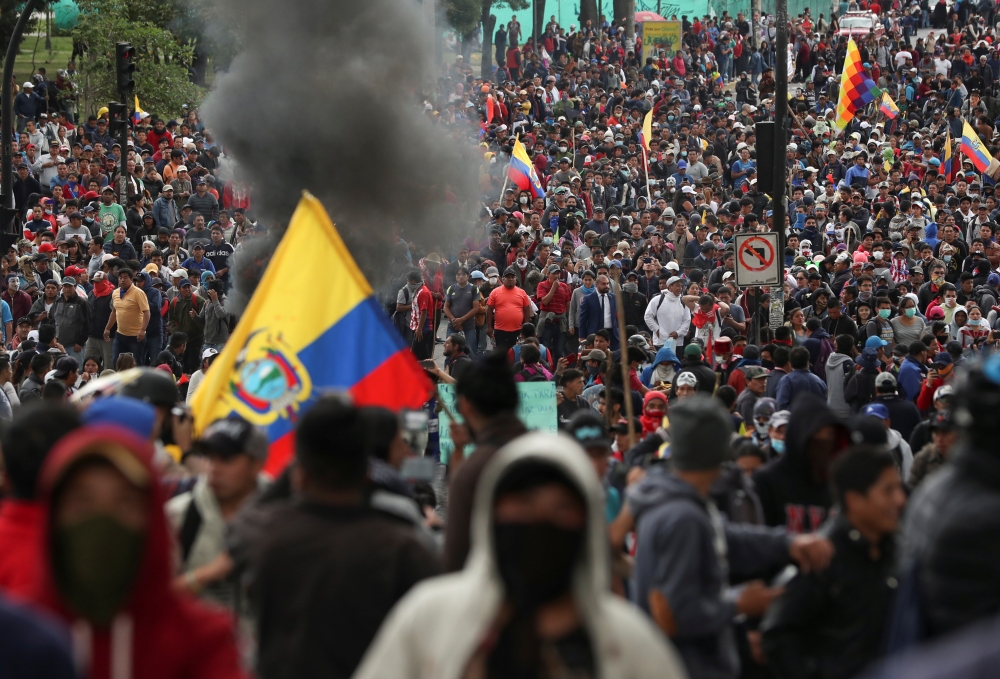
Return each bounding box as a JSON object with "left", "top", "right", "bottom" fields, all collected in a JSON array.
[
  {"left": 773, "top": 0, "right": 788, "bottom": 277},
  {"left": 1, "top": 0, "right": 43, "bottom": 236}
]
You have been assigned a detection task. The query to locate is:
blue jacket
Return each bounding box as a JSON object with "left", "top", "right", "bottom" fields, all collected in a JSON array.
[
  {"left": 577, "top": 289, "right": 619, "bottom": 348},
  {"left": 776, "top": 368, "right": 827, "bottom": 410},
  {"left": 641, "top": 346, "right": 683, "bottom": 386},
  {"left": 138, "top": 271, "right": 163, "bottom": 333},
  {"left": 896, "top": 355, "right": 926, "bottom": 402},
  {"left": 152, "top": 195, "right": 179, "bottom": 228}
]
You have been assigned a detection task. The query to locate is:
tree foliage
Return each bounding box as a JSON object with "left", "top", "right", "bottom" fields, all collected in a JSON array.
[
  {"left": 0, "top": 0, "right": 41, "bottom": 69},
  {"left": 73, "top": 0, "right": 202, "bottom": 119}
]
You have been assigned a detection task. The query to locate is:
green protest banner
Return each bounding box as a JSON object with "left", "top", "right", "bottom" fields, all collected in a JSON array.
[{"left": 437, "top": 382, "right": 558, "bottom": 464}]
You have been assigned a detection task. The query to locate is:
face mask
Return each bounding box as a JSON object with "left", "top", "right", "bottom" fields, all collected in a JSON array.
[
  {"left": 905, "top": 307, "right": 916, "bottom": 318},
  {"left": 859, "top": 291, "right": 872, "bottom": 302},
  {"left": 488, "top": 276, "right": 498, "bottom": 285},
  {"left": 559, "top": 146, "right": 568, "bottom": 153},
  {"left": 969, "top": 318, "right": 981, "bottom": 326},
  {"left": 668, "top": 115, "right": 675, "bottom": 121},
  {"left": 623, "top": 282, "right": 638, "bottom": 293},
  {"left": 754, "top": 421, "right": 769, "bottom": 437},
  {"left": 932, "top": 276, "right": 944, "bottom": 285},
  {"left": 945, "top": 297, "right": 957, "bottom": 307},
  {"left": 943, "top": 255, "right": 952, "bottom": 263},
  {"left": 494, "top": 522, "right": 583, "bottom": 609},
  {"left": 879, "top": 308, "right": 891, "bottom": 319},
  {"left": 771, "top": 438, "right": 785, "bottom": 454},
  {"left": 519, "top": 196, "right": 528, "bottom": 204},
  {"left": 874, "top": 251, "right": 884, "bottom": 260},
  {"left": 582, "top": 282, "right": 595, "bottom": 293},
  {"left": 516, "top": 258, "right": 527, "bottom": 268},
  {"left": 54, "top": 515, "right": 145, "bottom": 625}
]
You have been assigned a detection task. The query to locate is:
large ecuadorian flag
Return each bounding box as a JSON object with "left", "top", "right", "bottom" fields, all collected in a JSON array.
[
  {"left": 508, "top": 137, "right": 545, "bottom": 198},
  {"left": 191, "top": 192, "right": 432, "bottom": 475}
]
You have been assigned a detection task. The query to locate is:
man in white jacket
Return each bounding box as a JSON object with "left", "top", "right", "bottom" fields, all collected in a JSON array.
[
  {"left": 644, "top": 275, "right": 691, "bottom": 349},
  {"left": 352, "top": 433, "right": 688, "bottom": 679}
]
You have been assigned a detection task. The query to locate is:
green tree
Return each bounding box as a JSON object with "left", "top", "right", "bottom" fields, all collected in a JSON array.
[
  {"left": 446, "top": 0, "right": 529, "bottom": 80},
  {"left": 0, "top": 0, "right": 41, "bottom": 68},
  {"left": 73, "top": 0, "right": 202, "bottom": 119}
]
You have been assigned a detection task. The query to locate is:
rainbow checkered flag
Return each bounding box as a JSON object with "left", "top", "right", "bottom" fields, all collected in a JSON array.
[{"left": 835, "top": 38, "right": 880, "bottom": 130}]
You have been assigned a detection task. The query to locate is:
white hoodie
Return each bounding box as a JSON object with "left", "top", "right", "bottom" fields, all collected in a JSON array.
[
  {"left": 645, "top": 291, "right": 691, "bottom": 348},
  {"left": 352, "top": 432, "right": 688, "bottom": 679}
]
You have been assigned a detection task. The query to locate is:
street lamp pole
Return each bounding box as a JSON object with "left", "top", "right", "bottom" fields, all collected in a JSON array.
[{"left": 1, "top": 0, "right": 43, "bottom": 235}]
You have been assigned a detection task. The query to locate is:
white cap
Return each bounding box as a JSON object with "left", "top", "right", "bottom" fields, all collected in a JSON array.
[
  {"left": 666, "top": 275, "right": 684, "bottom": 285},
  {"left": 22, "top": 81, "right": 32, "bottom": 89},
  {"left": 202, "top": 347, "right": 219, "bottom": 359},
  {"left": 666, "top": 261, "right": 680, "bottom": 271}
]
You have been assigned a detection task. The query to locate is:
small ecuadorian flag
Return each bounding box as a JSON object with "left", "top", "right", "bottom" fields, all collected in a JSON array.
[
  {"left": 132, "top": 95, "right": 144, "bottom": 124},
  {"left": 878, "top": 91, "right": 899, "bottom": 119},
  {"left": 191, "top": 192, "right": 432, "bottom": 475}
]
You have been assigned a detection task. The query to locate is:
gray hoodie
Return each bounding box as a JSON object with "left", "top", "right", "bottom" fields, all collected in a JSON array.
[
  {"left": 825, "top": 352, "right": 854, "bottom": 419},
  {"left": 629, "top": 467, "right": 791, "bottom": 679}
]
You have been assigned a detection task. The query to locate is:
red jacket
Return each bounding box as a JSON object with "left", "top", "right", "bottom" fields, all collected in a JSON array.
[
  {"left": 30, "top": 426, "right": 246, "bottom": 679},
  {"left": 0, "top": 500, "right": 43, "bottom": 599}
]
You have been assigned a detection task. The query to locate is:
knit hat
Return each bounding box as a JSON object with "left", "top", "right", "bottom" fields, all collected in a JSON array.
[{"left": 669, "top": 396, "right": 733, "bottom": 471}]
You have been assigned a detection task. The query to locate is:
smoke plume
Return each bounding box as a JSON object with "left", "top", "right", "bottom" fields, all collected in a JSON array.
[{"left": 202, "top": 0, "right": 477, "bottom": 312}]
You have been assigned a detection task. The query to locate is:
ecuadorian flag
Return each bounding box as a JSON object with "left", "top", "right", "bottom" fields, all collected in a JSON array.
[
  {"left": 132, "top": 95, "right": 144, "bottom": 124},
  {"left": 508, "top": 137, "right": 545, "bottom": 198},
  {"left": 960, "top": 121, "right": 997, "bottom": 174},
  {"left": 191, "top": 192, "right": 431, "bottom": 475},
  {"left": 943, "top": 129, "right": 957, "bottom": 183},
  {"left": 878, "top": 92, "right": 899, "bottom": 120}
]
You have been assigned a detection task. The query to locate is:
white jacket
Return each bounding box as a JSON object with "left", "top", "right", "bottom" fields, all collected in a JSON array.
[
  {"left": 352, "top": 433, "right": 688, "bottom": 679},
  {"left": 644, "top": 291, "right": 691, "bottom": 348}
]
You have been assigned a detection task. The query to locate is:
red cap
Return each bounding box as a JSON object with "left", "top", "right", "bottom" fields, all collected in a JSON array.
[
  {"left": 81, "top": 191, "right": 99, "bottom": 200},
  {"left": 37, "top": 242, "right": 56, "bottom": 253},
  {"left": 63, "top": 265, "right": 83, "bottom": 276}
]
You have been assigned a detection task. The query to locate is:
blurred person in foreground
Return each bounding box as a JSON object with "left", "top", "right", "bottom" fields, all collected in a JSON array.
[
  {"left": 0, "top": 403, "right": 80, "bottom": 597},
  {"left": 250, "top": 396, "right": 440, "bottom": 679},
  {"left": 29, "top": 425, "right": 246, "bottom": 678},
  {"left": 902, "top": 353, "right": 1000, "bottom": 640},
  {"left": 353, "top": 431, "right": 688, "bottom": 679}
]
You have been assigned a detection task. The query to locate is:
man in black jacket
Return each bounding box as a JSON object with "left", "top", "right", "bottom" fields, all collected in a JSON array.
[
  {"left": 251, "top": 397, "right": 440, "bottom": 679},
  {"left": 762, "top": 446, "right": 905, "bottom": 679},
  {"left": 870, "top": 372, "right": 923, "bottom": 443}
]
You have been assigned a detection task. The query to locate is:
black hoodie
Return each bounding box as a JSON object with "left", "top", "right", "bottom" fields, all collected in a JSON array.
[{"left": 752, "top": 393, "right": 851, "bottom": 533}]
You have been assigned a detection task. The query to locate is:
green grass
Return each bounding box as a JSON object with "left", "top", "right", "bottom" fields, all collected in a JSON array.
[{"left": 15, "top": 34, "right": 74, "bottom": 87}]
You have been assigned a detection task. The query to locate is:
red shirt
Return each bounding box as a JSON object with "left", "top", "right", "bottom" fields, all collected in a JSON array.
[
  {"left": 488, "top": 284, "right": 531, "bottom": 332},
  {"left": 410, "top": 285, "right": 434, "bottom": 332},
  {"left": 536, "top": 279, "right": 571, "bottom": 314}
]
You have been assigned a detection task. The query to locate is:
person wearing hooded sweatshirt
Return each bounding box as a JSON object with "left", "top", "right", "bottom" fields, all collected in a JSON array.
[
  {"left": 29, "top": 424, "right": 247, "bottom": 679},
  {"left": 826, "top": 334, "right": 856, "bottom": 419},
  {"left": 0, "top": 403, "right": 80, "bottom": 597},
  {"left": 677, "top": 343, "right": 719, "bottom": 395},
  {"left": 628, "top": 396, "right": 834, "bottom": 679},
  {"left": 638, "top": 390, "right": 668, "bottom": 438},
  {"left": 641, "top": 344, "right": 683, "bottom": 388},
  {"left": 353, "top": 431, "right": 689, "bottom": 679},
  {"left": 753, "top": 393, "right": 851, "bottom": 533},
  {"left": 844, "top": 346, "right": 882, "bottom": 413},
  {"left": 443, "top": 353, "right": 528, "bottom": 572}
]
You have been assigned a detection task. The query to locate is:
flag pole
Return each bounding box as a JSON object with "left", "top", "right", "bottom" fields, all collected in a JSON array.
[{"left": 642, "top": 144, "right": 653, "bottom": 205}]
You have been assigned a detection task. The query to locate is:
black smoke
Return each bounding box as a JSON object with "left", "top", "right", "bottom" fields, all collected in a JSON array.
[{"left": 202, "top": 0, "right": 477, "bottom": 313}]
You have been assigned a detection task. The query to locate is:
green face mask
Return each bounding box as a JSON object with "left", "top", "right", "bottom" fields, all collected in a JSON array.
[
  {"left": 879, "top": 308, "right": 891, "bottom": 319},
  {"left": 54, "top": 515, "right": 145, "bottom": 625},
  {"left": 905, "top": 307, "right": 916, "bottom": 318}
]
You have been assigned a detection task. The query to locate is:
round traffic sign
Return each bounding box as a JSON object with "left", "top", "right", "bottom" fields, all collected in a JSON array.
[{"left": 738, "top": 236, "right": 775, "bottom": 273}]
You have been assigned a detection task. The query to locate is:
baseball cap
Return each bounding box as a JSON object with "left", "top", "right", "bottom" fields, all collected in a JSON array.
[
  {"left": 546, "top": 264, "right": 561, "bottom": 274},
  {"left": 178, "top": 278, "right": 193, "bottom": 288},
  {"left": 470, "top": 270, "right": 486, "bottom": 280},
  {"left": 744, "top": 366, "right": 768, "bottom": 380},
  {"left": 769, "top": 410, "right": 791, "bottom": 428},
  {"left": 933, "top": 384, "right": 954, "bottom": 401},
  {"left": 585, "top": 349, "right": 607, "bottom": 362},
  {"left": 865, "top": 335, "right": 887, "bottom": 349},
  {"left": 875, "top": 371, "right": 897, "bottom": 389},
  {"left": 52, "top": 356, "right": 79, "bottom": 379},
  {"left": 202, "top": 347, "right": 219, "bottom": 360},
  {"left": 861, "top": 402, "right": 890, "bottom": 420},
  {"left": 933, "top": 352, "right": 953, "bottom": 366},
  {"left": 193, "top": 417, "right": 268, "bottom": 460},
  {"left": 566, "top": 411, "right": 612, "bottom": 450}
]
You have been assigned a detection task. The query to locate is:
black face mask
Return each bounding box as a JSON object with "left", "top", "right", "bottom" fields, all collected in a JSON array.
[
  {"left": 494, "top": 522, "right": 583, "bottom": 610},
  {"left": 761, "top": 359, "right": 776, "bottom": 370}
]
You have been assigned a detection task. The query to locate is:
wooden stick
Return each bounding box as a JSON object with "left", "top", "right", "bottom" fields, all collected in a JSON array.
[{"left": 613, "top": 281, "right": 637, "bottom": 449}]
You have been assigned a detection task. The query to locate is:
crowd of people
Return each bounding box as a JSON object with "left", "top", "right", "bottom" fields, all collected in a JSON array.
[{"left": 2, "top": 3, "right": 1000, "bottom": 679}]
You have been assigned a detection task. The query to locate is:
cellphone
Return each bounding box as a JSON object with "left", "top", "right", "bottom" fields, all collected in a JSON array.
[{"left": 420, "top": 359, "right": 435, "bottom": 369}]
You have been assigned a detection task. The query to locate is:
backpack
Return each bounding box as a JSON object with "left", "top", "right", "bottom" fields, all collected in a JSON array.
[{"left": 517, "top": 366, "right": 550, "bottom": 382}]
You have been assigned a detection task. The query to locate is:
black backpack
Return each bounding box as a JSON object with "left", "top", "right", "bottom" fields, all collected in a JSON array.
[{"left": 391, "top": 286, "right": 412, "bottom": 340}]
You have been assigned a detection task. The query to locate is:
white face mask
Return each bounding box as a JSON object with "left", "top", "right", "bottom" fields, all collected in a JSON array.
[
  {"left": 610, "top": 225, "right": 619, "bottom": 232},
  {"left": 516, "top": 257, "right": 527, "bottom": 268},
  {"left": 489, "top": 276, "right": 498, "bottom": 285},
  {"left": 874, "top": 251, "right": 884, "bottom": 260}
]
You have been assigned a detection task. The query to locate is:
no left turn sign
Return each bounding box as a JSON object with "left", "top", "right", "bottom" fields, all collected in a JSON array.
[{"left": 734, "top": 232, "right": 781, "bottom": 287}]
